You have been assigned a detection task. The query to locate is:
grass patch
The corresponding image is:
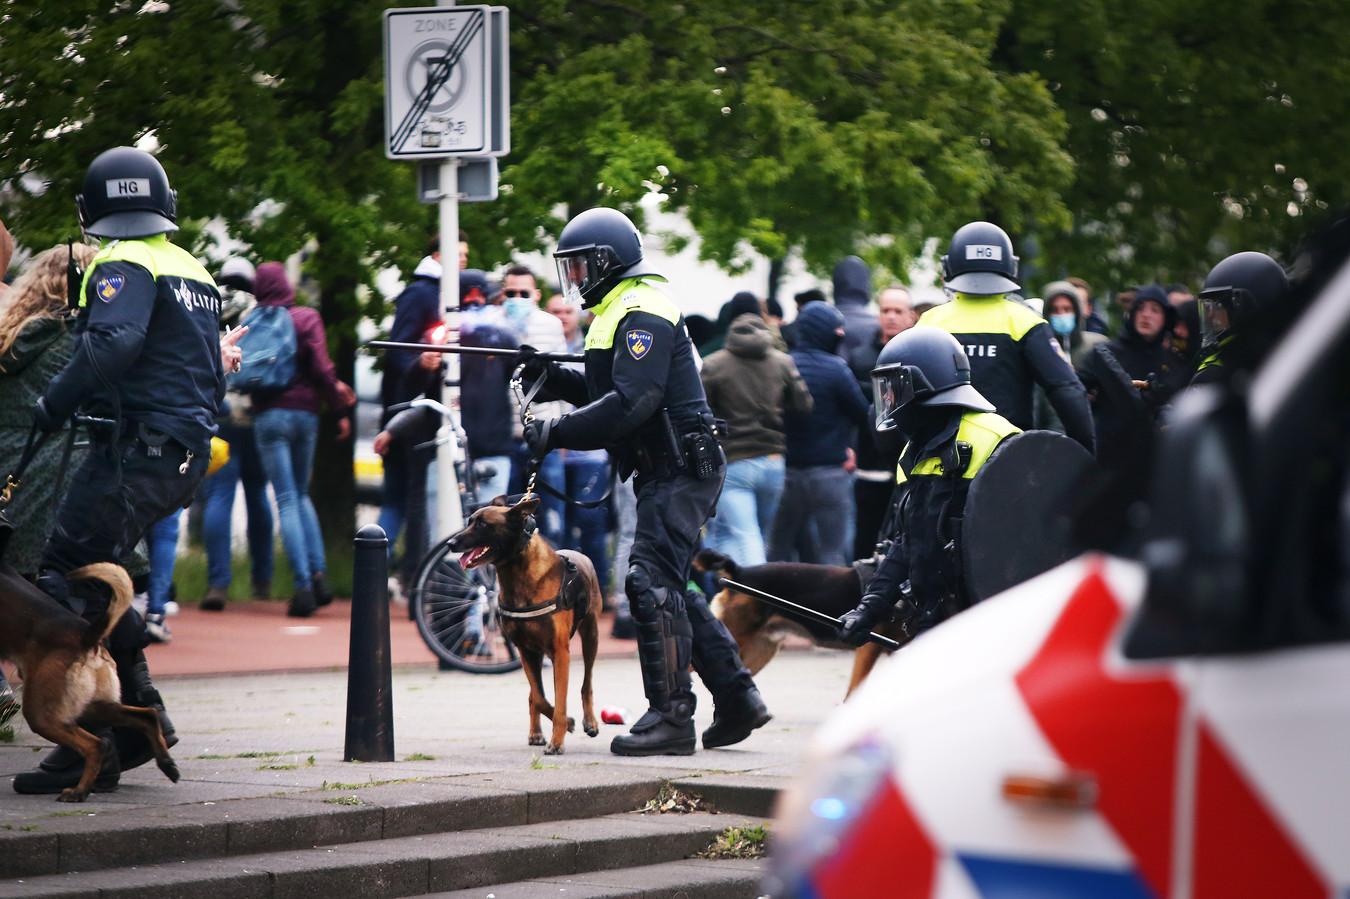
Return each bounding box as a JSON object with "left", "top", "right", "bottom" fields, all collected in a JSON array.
[
  {"left": 405, "top": 753, "right": 436, "bottom": 761},
  {"left": 3, "top": 824, "right": 40, "bottom": 831},
  {"left": 167, "top": 535, "right": 355, "bottom": 606},
  {"left": 697, "top": 823, "right": 768, "bottom": 859},
  {"left": 0, "top": 725, "right": 13, "bottom": 743},
  {"left": 324, "top": 796, "right": 363, "bottom": 806},
  {"left": 318, "top": 776, "right": 412, "bottom": 791},
  {"left": 636, "top": 784, "right": 715, "bottom": 815},
  {"left": 259, "top": 764, "right": 298, "bottom": 770}
]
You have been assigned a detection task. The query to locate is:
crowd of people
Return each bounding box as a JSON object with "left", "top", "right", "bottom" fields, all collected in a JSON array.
[{"left": 0, "top": 142, "right": 1291, "bottom": 782}]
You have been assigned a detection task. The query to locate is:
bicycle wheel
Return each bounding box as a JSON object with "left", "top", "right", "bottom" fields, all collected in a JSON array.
[{"left": 410, "top": 539, "right": 522, "bottom": 674}]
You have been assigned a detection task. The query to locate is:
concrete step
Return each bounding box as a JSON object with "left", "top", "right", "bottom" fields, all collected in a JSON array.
[
  {"left": 2, "top": 811, "right": 768, "bottom": 899},
  {"left": 0, "top": 768, "right": 786, "bottom": 882},
  {"left": 425, "top": 857, "right": 767, "bottom": 898}
]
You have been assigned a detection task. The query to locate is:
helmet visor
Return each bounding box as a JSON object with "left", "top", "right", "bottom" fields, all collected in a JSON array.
[
  {"left": 555, "top": 247, "right": 614, "bottom": 306},
  {"left": 871, "top": 365, "right": 932, "bottom": 431},
  {"left": 1199, "top": 287, "right": 1242, "bottom": 345}
]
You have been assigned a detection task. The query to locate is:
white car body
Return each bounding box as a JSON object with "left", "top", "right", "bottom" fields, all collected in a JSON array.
[{"left": 770, "top": 554, "right": 1350, "bottom": 898}]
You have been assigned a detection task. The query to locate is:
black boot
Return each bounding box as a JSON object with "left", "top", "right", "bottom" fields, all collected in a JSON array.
[
  {"left": 13, "top": 732, "right": 120, "bottom": 795},
  {"left": 114, "top": 647, "right": 177, "bottom": 771},
  {"left": 611, "top": 585, "right": 696, "bottom": 757},
  {"left": 702, "top": 684, "right": 773, "bottom": 749},
  {"left": 685, "top": 589, "right": 772, "bottom": 748}
]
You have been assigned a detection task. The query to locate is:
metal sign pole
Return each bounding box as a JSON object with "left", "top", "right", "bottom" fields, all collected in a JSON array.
[{"left": 436, "top": 0, "right": 465, "bottom": 539}]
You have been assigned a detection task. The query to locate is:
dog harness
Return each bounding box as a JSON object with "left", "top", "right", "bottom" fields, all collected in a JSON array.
[{"left": 496, "top": 553, "right": 584, "bottom": 620}]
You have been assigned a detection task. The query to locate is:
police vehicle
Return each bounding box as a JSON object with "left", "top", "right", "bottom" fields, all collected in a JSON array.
[{"left": 766, "top": 221, "right": 1350, "bottom": 898}]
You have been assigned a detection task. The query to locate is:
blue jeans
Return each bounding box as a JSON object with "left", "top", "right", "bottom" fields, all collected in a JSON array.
[
  {"left": 201, "top": 422, "right": 274, "bottom": 590},
  {"left": 254, "top": 408, "right": 325, "bottom": 590},
  {"left": 769, "top": 464, "right": 855, "bottom": 567},
  {"left": 707, "top": 454, "right": 785, "bottom": 566},
  {"left": 146, "top": 509, "right": 182, "bottom": 614},
  {"left": 563, "top": 453, "right": 611, "bottom": 595}
]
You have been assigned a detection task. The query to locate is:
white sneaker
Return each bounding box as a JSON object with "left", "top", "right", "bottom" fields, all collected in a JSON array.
[
  {"left": 132, "top": 593, "right": 149, "bottom": 617},
  {"left": 0, "top": 689, "right": 19, "bottom": 727},
  {"left": 163, "top": 600, "right": 180, "bottom": 617},
  {"left": 144, "top": 613, "right": 172, "bottom": 644}
]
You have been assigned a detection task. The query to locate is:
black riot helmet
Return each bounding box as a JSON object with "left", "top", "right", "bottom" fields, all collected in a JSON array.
[
  {"left": 941, "top": 221, "right": 1020, "bottom": 295},
  {"left": 553, "top": 207, "right": 664, "bottom": 308},
  {"left": 76, "top": 147, "right": 178, "bottom": 240},
  {"left": 1199, "top": 251, "right": 1288, "bottom": 344},
  {"left": 871, "top": 325, "right": 994, "bottom": 432}
]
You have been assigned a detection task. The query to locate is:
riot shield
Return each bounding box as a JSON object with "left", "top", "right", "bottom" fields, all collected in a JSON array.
[{"left": 961, "top": 430, "right": 1097, "bottom": 603}]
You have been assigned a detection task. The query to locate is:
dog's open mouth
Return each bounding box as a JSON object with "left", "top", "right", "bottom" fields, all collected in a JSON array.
[{"left": 459, "top": 545, "right": 491, "bottom": 569}]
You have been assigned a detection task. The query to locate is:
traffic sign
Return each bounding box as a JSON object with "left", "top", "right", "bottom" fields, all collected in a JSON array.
[{"left": 385, "top": 5, "right": 496, "bottom": 159}]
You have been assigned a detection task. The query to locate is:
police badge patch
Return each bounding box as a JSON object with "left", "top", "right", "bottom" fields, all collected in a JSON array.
[
  {"left": 627, "top": 329, "right": 653, "bottom": 359},
  {"left": 96, "top": 275, "right": 125, "bottom": 302}
]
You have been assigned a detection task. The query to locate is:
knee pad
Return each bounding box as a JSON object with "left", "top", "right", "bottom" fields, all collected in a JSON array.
[{"left": 625, "top": 563, "right": 654, "bottom": 599}]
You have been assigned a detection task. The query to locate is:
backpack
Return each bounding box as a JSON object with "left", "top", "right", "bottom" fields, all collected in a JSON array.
[{"left": 227, "top": 304, "right": 298, "bottom": 394}]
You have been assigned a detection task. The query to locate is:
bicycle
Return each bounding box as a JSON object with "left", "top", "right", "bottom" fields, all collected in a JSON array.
[{"left": 396, "top": 396, "right": 522, "bottom": 674}]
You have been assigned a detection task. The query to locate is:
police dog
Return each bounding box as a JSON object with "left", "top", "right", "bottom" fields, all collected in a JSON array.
[
  {"left": 0, "top": 561, "right": 179, "bottom": 801},
  {"left": 693, "top": 549, "right": 911, "bottom": 698},
  {"left": 448, "top": 495, "right": 600, "bottom": 754}
]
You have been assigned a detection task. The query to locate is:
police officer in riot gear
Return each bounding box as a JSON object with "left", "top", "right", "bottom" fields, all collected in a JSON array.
[
  {"left": 1192, "top": 251, "right": 1290, "bottom": 386},
  {"left": 15, "top": 147, "right": 223, "bottom": 795},
  {"left": 921, "top": 221, "right": 1095, "bottom": 455},
  {"left": 522, "top": 206, "right": 771, "bottom": 756},
  {"left": 837, "top": 326, "right": 1021, "bottom": 644}
]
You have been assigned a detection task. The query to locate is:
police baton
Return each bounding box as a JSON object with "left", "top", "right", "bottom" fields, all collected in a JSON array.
[
  {"left": 717, "top": 577, "right": 902, "bottom": 652},
  {"left": 367, "top": 340, "right": 585, "bottom": 363}
]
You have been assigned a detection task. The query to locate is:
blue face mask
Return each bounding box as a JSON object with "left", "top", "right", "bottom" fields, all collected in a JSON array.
[
  {"left": 504, "top": 297, "right": 533, "bottom": 321},
  {"left": 1049, "top": 312, "right": 1076, "bottom": 336}
]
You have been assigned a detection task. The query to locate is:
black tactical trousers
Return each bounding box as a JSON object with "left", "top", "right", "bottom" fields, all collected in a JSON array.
[
  {"left": 628, "top": 463, "right": 753, "bottom": 700},
  {"left": 42, "top": 437, "right": 207, "bottom": 663}
]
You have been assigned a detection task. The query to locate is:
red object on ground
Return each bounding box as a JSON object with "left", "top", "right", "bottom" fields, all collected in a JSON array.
[{"left": 601, "top": 707, "right": 630, "bottom": 725}]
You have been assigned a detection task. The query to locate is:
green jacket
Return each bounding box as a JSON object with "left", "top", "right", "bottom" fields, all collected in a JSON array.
[{"left": 1, "top": 319, "right": 78, "bottom": 576}]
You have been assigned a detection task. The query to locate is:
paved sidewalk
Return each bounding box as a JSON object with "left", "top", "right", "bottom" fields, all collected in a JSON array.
[
  {"left": 0, "top": 603, "right": 851, "bottom": 842},
  {"left": 130, "top": 598, "right": 645, "bottom": 678}
]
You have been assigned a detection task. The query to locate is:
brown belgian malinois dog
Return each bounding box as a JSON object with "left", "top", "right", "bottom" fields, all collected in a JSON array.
[
  {"left": 448, "top": 495, "right": 601, "bottom": 754},
  {"left": 693, "top": 549, "right": 911, "bottom": 699},
  {"left": 0, "top": 561, "right": 180, "bottom": 801}
]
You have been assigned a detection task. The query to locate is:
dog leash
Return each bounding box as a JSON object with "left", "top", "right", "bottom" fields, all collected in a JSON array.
[
  {"left": 2, "top": 413, "right": 108, "bottom": 507},
  {"left": 511, "top": 363, "right": 617, "bottom": 510}
]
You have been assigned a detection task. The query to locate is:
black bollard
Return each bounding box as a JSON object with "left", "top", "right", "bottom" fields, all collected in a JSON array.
[{"left": 345, "top": 524, "right": 394, "bottom": 762}]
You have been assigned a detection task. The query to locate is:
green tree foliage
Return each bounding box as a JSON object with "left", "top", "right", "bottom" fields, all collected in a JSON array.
[
  {"left": 477, "top": 0, "right": 1072, "bottom": 286},
  {"left": 997, "top": 0, "right": 1350, "bottom": 290},
  {"left": 2, "top": 0, "right": 1076, "bottom": 539},
  {"left": 1, "top": 0, "right": 433, "bottom": 538}
]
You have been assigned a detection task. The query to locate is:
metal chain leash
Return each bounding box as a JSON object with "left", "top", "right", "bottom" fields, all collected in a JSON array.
[{"left": 511, "top": 364, "right": 540, "bottom": 496}]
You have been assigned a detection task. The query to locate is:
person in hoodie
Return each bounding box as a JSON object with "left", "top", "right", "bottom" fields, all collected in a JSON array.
[
  {"left": 1043, "top": 279, "right": 1108, "bottom": 369},
  {"left": 698, "top": 290, "right": 763, "bottom": 357},
  {"left": 832, "top": 255, "right": 880, "bottom": 363},
  {"left": 1078, "top": 284, "right": 1187, "bottom": 477},
  {"left": 0, "top": 243, "right": 100, "bottom": 727},
  {"left": 249, "top": 262, "right": 355, "bottom": 617},
  {"left": 378, "top": 238, "right": 444, "bottom": 566},
  {"left": 769, "top": 301, "right": 871, "bottom": 567},
  {"left": 701, "top": 312, "right": 814, "bottom": 565}
]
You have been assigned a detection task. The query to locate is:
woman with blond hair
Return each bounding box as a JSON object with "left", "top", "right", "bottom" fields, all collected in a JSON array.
[{"left": 0, "top": 242, "right": 99, "bottom": 724}]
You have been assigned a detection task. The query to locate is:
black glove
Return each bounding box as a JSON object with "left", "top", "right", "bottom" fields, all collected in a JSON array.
[
  {"left": 33, "top": 397, "right": 63, "bottom": 433},
  {"left": 522, "top": 418, "right": 554, "bottom": 458},
  {"left": 837, "top": 592, "right": 893, "bottom": 647},
  {"left": 515, "top": 345, "right": 549, "bottom": 382}
]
